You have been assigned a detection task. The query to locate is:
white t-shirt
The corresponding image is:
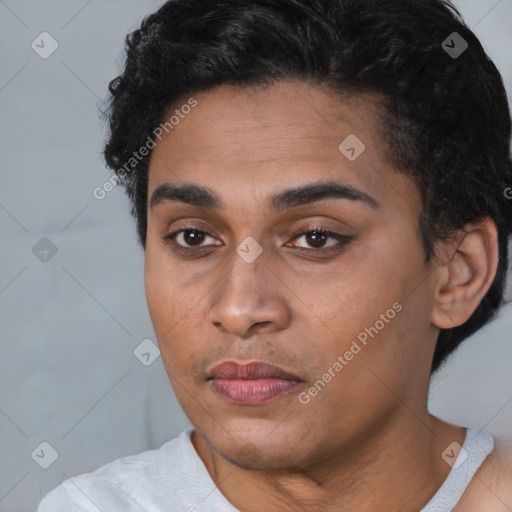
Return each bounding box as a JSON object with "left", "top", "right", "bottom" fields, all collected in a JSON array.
[{"left": 37, "top": 427, "right": 493, "bottom": 512}]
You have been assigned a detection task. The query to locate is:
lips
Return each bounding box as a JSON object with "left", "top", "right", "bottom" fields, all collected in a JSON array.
[
  {"left": 207, "top": 361, "right": 303, "bottom": 381},
  {"left": 207, "top": 361, "right": 304, "bottom": 405}
]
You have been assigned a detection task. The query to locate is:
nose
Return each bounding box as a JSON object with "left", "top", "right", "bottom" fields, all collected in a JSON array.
[{"left": 208, "top": 251, "right": 291, "bottom": 338}]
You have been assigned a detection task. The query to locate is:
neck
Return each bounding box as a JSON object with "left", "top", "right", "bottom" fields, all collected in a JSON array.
[{"left": 192, "top": 413, "right": 466, "bottom": 512}]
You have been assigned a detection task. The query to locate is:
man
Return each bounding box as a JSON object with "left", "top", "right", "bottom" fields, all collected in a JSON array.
[{"left": 39, "top": 0, "right": 512, "bottom": 510}]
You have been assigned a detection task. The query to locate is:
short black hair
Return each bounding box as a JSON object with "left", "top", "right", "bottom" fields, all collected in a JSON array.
[{"left": 103, "top": 0, "right": 512, "bottom": 374}]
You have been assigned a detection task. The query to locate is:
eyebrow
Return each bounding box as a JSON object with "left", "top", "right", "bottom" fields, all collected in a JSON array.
[
  {"left": 149, "top": 180, "right": 380, "bottom": 211},
  {"left": 269, "top": 180, "right": 380, "bottom": 212}
]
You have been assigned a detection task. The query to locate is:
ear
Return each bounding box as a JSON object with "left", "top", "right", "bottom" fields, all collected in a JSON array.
[{"left": 431, "top": 218, "right": 499, "bottom": 330}]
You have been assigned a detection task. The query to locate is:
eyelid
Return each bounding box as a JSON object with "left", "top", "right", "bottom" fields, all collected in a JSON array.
[{"left": 285, "top": 227, "right": 353, "bottom": 250}]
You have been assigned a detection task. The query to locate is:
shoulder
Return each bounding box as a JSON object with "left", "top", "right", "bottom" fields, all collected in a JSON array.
[
  {"left": 456, "top": 435, "right": 512, "bottom": 511},
  {"left": 37, "top": 433, "right": 189, "bottom": 512}
]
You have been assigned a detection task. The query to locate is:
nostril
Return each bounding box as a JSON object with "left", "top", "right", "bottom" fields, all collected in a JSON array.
[{"left": 252, "top": 321, "right": 272, "bottom": 330}]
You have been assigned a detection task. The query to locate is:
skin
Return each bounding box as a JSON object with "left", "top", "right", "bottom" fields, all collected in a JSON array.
[{"left": 144, "top": 80, "right": 510, "bottom": 511}]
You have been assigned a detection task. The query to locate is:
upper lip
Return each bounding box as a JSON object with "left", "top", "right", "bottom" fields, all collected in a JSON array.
[{"left": 208, "top": 361, "right": 303, "bottom": 381}]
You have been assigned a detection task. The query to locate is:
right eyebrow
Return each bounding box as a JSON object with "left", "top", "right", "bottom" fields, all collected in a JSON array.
[{"left": 150, "top": 183, "right": 222, "bottom": 210}]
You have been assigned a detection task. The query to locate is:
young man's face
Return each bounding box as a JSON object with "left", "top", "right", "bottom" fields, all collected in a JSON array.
[{"left": 145, "top": 81, "right": 440, "bottom": 469}]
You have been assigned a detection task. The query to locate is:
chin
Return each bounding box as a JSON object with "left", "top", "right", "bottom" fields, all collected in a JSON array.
[{"left": 210, "top": 429, "right": 305, "bottom": 471}]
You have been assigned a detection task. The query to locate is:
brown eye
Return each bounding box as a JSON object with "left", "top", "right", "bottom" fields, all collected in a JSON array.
[
  {"left": 164, "top": 228, "right": 220, "bottom": 248},
  {"left": 182, "top": 229, "right": 206, "bottom": 246},
  {"left": 304, "top": 230, "right": 331, "bottom": 248},
  {"left": 290, "top": 229, "right": 351, "bottom": 250}
]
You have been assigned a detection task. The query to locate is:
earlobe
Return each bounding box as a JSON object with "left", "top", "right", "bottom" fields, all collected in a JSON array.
[{"left": 431, "top": 218, "right": 498, "bottom": 330}]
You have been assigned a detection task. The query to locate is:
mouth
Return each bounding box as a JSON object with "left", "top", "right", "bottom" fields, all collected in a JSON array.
[{"left": 207, "top": 360, "right": 305, "bottom": 405}]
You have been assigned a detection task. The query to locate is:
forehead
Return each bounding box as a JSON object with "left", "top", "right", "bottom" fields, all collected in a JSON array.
[{"left": 148, "top": 80, "right": 418, "bottom": 210}]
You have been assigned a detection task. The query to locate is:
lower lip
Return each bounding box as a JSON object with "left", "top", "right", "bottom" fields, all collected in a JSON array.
[{"left": 210, "top": 378, "right": 303, "bottom": 405}]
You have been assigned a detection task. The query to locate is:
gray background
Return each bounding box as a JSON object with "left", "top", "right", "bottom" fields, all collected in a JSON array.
[{"left": 1, "top": 1, "right": 511, "bottom": 511}]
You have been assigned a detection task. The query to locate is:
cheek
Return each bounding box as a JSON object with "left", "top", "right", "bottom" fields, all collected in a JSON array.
[
  {"left": 304, "top": 241, "right": 425, "bottom": 374},
  {"left": 290, "top": 247, "right": 404, "bottom": 343},
  {"left": 145, "top": 238, "right": 185, "bottom": 325},
  {"left": 144, "top": 245, "right": 215, "bottom": 379},
  {"left": 145, "top": 272, "right": 178, "bottom": 335},
  {"left": 145, "top": 249, "right": 190, "bottom": 362},
  {"left": 145, "top": 276, "right": 201, "bottom": 393}
]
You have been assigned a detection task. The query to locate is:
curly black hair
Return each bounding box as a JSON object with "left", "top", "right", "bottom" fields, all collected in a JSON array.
[{"left": 103, "top": 0, "right": 512, "bottom": 374}]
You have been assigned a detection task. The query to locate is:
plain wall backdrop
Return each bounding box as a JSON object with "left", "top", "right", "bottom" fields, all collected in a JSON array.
[{"left": 1, "top": 1, "right": 511, "bottom": 511}]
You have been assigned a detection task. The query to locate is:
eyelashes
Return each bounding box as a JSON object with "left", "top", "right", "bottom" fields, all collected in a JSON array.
[
  {"left": 162, "top": 226, "right": 354, "bottom": 257},
  {"left": 286, "top": 227, "right": 353, "bottom": 251}
]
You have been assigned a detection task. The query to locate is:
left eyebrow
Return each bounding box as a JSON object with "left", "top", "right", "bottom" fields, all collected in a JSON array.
[{"left": 268, "top": 180, "right": 380, "bottom": 212}]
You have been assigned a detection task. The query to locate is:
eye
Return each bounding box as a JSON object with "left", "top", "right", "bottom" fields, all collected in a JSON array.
[
  {"left": 287, "top": 228, "right": 353, "bottom": 251},
  {"left": 162, "top": 226, "right": 352, "bottom": 256},
  {"left": 164, "top": 228, "right": 220, "bottom": 248}
]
